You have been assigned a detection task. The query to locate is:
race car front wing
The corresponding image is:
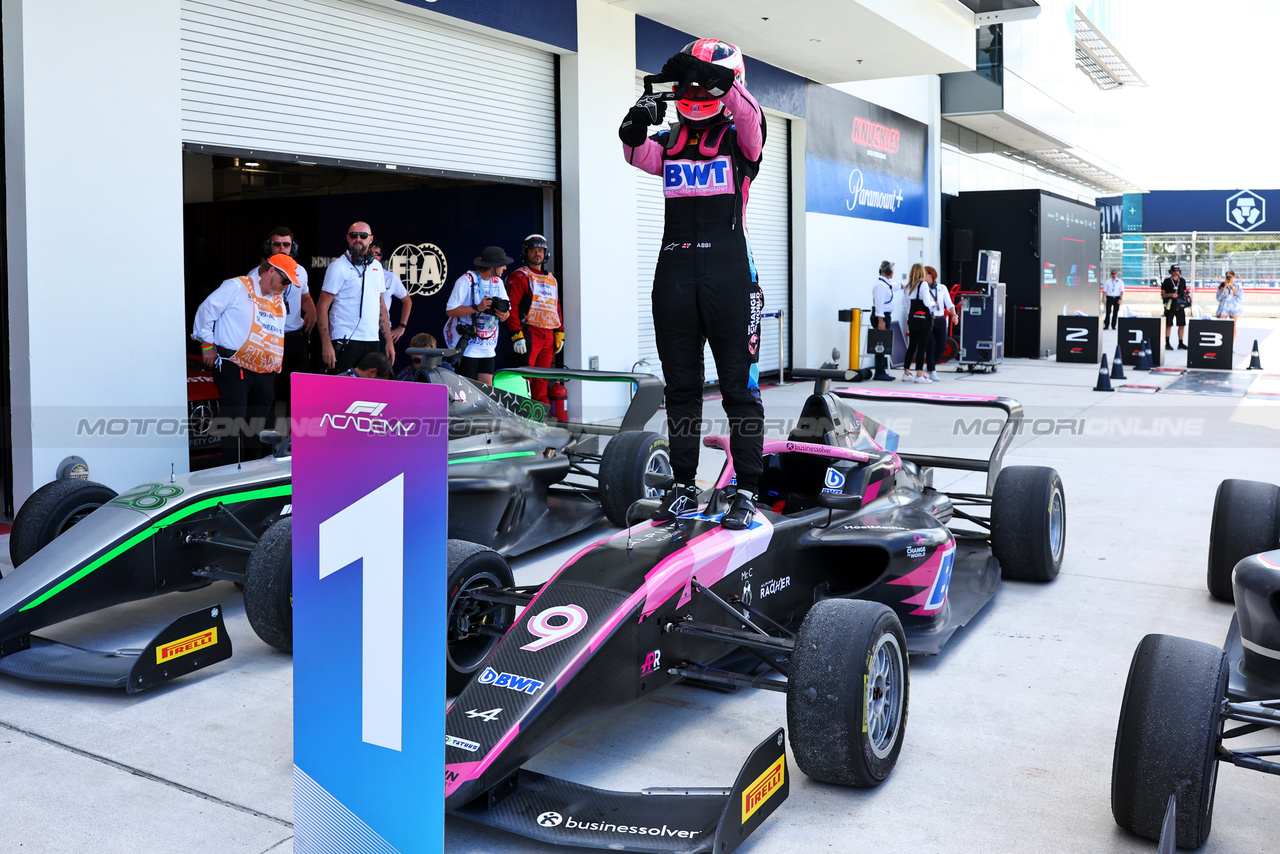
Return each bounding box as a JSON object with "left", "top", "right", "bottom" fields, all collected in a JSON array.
[{"left": 450, "top": 727, "right": 788, "bottom": 854}]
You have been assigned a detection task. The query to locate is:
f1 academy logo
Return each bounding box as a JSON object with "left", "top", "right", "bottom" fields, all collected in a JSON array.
[
  {"left": 319, "top": 400, "right": 419, "bottom": 436},
  {"left": 1227, "top": 190, "right": 1265, "bottom": 232}
]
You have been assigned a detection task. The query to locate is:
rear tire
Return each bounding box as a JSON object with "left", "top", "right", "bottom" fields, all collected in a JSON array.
[
  {"left": 447, "top": 540, "right": 515, "bottom": 695},
  {"left": 787, "top": 599, "right": 908, "bottom": 787},
  {"left": 10, "top": 479, "right": 119, "bottom": 568},
  {"left": 1206, "top": 479, "right": 1280, "bottom": 602},
  {"left": 991, "top": 466, "right": 1066, "bottom": 582},
  {"left": 244, "top": 518, "right": 293, "bottom": 653},
  {"left": 1112, "top": 634, "right": 1227, "bottom": 849},
  {"left": 599, "top": 431, "right": 671, "bottom": 527},
  {"left": 940, "top": 336, "right": 959, "bottom": 363}
]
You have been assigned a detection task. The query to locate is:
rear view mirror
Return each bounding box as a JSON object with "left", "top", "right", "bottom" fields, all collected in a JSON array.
[
  {"left": 818, "top": 492, "right": 862, "bottom": 512},
  {"left": 644, "top": 470, "right": 675, "bottom": 491}
]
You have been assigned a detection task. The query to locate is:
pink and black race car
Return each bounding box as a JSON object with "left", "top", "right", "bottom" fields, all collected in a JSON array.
[{"left": 443, "top": 369, "right": 1066, "bottom": 853}]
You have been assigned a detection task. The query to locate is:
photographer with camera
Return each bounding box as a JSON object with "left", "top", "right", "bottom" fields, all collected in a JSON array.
[
  {"left": 444, "top": 245, "right": 513, "bottom": 385},
  {"left": 1161, "top": 264, "right": 1190, "bottom": 350}
]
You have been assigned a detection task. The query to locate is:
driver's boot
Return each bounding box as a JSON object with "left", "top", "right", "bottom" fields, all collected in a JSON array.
[
  {"left": 651, "top": 483, "right": 699, "bottom": 522},
  {"left": 720, "top": 490, "right": 757, "bottom": 530}
]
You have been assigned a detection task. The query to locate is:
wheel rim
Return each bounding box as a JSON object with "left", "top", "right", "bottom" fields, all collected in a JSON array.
[
  {"left": 866, "top": 633, "right": 905, "bottom": 759},
  {"left": 56, "top": 501, "right": 105, "bottom": 538},
  {"left": 1048, "top": 486, "right": 1065, "bottom": 564},
  {"left": 643, "top": 449, "right": 673, "bottom": 499},
  {"left": 447, "top": 571, "right": 514, "bottom": 675}
]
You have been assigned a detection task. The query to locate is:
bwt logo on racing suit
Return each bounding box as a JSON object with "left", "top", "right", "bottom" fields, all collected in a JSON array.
[{"left": 663, "top": 157, "right": 734, "bottom": 197}]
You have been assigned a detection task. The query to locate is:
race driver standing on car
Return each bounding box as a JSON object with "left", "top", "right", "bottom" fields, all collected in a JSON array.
[
  {"left": 620, "top": 39, "right": 765, "bottom": 531},
  {"left": 504, "top": 234, "right": 564, "bottom": 407}
]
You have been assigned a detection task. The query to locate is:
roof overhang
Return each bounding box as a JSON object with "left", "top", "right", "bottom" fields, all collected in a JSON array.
[
  {"left": 611, "top": 1, "right": 1038, "bottom": 84},
  {"left": 1075, "top": 5, "right": 1145, "bottom": 90}
]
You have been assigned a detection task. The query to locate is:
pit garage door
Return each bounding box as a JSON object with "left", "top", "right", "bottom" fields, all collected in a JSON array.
[
  {"left": 180, "top": 0, "right": 557, "bottom": 183},
  {"left": 634, "top": 87, "right": 790, "bottom": 383}
]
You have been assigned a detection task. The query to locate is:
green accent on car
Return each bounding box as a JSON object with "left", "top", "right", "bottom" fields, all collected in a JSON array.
[
  {"left": 20, "top": 483, "right": 293, "bottom": 612},
  {"left": 448, "top": 451, "right": 538, "bottom": 466}
]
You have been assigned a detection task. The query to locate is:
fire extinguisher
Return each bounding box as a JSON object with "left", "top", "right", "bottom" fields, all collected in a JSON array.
[{"left": 549, "top": 381, "right": 568, "bottom": 422}]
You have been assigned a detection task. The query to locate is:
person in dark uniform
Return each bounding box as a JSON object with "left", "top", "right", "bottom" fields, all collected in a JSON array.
[
  {"left": 1161, "top": 264, "right": 1190, "bottom": 350},
  {"left": 621, "top": 38, "right": 764, "bottom": 530}
]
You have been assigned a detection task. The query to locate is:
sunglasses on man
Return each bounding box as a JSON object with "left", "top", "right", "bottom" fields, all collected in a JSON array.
[{"left": 348, "top": 231, "right": 371, "bottom": 239}]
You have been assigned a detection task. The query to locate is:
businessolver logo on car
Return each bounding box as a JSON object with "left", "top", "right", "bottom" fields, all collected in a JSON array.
[{"left": 534, "top": 811, "right": 702, "bottom": 839}]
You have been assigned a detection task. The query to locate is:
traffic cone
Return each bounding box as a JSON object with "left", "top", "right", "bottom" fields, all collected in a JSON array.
[
  {"left": 1094, "top": 356, "right": 1114, "bottom": 391},
  {"left": 1249, "top": 340, "right": 1263, "bottom": 370},
  {"left": 1136, "top": 337, "right": 1153, "bottom": 371},
  {"left": 1111, "top": 343, "right": 1126, "bottom": 379}
]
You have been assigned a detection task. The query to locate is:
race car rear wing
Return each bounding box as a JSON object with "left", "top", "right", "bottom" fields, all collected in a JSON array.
[
  {"left": 450, "top": 727, "right": 788, "bottom": 854},
  {"left": 829, "top": 384, "right": 1023, "bottom": 496},
  {"left": 494, "top": 367, "right": 665, "bottom": 434}
]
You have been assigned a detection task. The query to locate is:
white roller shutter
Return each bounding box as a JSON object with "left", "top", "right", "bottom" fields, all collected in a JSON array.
[
  {"left": 181, "top": 0, "right": 557, "bottom": 183},
  {"left": 634, "top": 84, "right": 790, "bottom": 384}
]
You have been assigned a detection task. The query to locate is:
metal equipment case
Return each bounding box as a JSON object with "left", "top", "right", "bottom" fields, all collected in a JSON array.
[{"left": 957, "top": 283, "right": 1006, "bottom": 372}]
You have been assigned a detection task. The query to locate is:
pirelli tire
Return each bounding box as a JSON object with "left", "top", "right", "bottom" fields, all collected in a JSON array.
[
  {"left": 1206, "top": 478, "right": 1280, "bottom": 602},
  {"left": 991, "top": 466, "right": 1066, "bottom": 583},
  {"left": 447, "top": 540, "right": 516, "bottom": 695},
  {"left": 243, "top": 518, "right": 293, "bottom": 653},
  {"left": 787, "top": 599, "right": 908, "bottom": 787},
  {"left": 1111, "top": 634, "right": 1228, "bottom": 849},
  {"left": 599, "top": 431, "right": 672, "bottom": 527},
  {"left": 10, "top": 479, "right": 119, "bottom": 569}
]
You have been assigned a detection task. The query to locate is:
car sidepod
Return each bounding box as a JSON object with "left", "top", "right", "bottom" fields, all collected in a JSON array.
[{"left": 803, "top": 505, "right": 998, "bottom": 655}]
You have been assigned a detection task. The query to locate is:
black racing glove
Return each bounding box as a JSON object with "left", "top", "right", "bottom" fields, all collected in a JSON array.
[
  {"left": 660, "top": 52, "right": 736, "bottom": 97},
  {"left": 620, "top": 94, "right": 665, "bottom": 147}
]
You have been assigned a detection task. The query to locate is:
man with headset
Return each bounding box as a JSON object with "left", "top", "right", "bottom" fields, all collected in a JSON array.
[
  {"left": 317, "top": 221, "right": 396, "bottom": 373},
  {"left": 254, "top": 227, "right": 315, "bottom": 407}
]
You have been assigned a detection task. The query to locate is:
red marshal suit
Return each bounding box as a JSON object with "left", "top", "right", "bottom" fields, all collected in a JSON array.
[{"left": 504, "top": 265, "right": 563, "bottom": 404}]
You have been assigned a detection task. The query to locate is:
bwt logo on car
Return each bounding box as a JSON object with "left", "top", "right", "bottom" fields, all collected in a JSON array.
[
  {"left": 319, "top": 400, "right": 419, "bottom": 436},
  {"left": 477, "top": 666, "right": 544, "bottom": 695}
]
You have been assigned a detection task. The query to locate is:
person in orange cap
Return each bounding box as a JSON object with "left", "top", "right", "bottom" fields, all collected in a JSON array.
[{"left": 192, "top": 254, "right": 298, "bottom": 463}]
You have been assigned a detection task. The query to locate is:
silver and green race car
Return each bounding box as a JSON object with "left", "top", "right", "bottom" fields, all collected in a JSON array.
[{"left": 0, "top": 361, "right": 667, "bottom": 691}]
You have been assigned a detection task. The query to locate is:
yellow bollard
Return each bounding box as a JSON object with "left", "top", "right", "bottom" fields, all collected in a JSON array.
[{"left": 848, "top": 308, "right": 862, "bottom": 371}]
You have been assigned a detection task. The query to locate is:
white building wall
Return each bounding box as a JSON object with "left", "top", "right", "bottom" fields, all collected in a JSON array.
[
  {"left": 560, "top": 0, "right": 639, "bottom": 420},
  {"left": 5, "top": 0, "right": 187, "bottom": 505}
]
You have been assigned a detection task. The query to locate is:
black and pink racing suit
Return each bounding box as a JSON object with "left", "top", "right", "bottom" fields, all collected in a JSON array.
[{"left": 623, "top": 81, "right": 766, "bottom": 494}]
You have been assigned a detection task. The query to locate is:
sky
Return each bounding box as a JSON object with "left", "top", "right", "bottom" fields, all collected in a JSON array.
[{"left": 1102, "top": 0, "right": 1280, "bottom": 190}]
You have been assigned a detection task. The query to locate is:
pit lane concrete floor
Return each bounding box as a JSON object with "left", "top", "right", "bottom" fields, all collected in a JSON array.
[{"left": 4, "top": 322, "right": 1280, "bottom": 854}]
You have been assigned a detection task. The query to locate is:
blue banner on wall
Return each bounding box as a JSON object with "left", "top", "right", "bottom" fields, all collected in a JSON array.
[
  {"left": 293, "top": 375, "right": 448, "bottom": 854},
  {"left": 395, "top": 0, "right": 576, "bottom": 51},
  {"left": 1100, "top": 190, "right": 1279, "bottom": 235},
  {"left": 803, "top": 83, "right": 928, "bottom": 227}
]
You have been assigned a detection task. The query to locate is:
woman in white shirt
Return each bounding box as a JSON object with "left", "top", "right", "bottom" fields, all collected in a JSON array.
[
  {"left": 902, "top": 263, "right": 937, "bottom": 383},
  {"left": 925, "top": 266, "right": 959, "bottom": 382}
]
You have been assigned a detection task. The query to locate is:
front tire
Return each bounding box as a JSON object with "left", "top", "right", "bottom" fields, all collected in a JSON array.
[
  {"left": 446, "top": 540, "right": 516, "bottom": 695},
  {"left": 1206, "top": 479, "right": 1280, "bottom": 602},
  {"left": 598, "top": 431, "right": 671, "bottom": 527},
  {"left": 786, "top": 599, "right": 908, "bottom": 787},
  {"left": 991, "top": 466, "right": 1066, "bottom": 582},
  {"left": 243, "top": 518, "right": 293, "bottom": 653},
  {"left": 10, "top": 479, "right": 119, "bottom": 568},
  {"left": 1112, "top": 634, "right": 1227, "bottom": 849}
]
